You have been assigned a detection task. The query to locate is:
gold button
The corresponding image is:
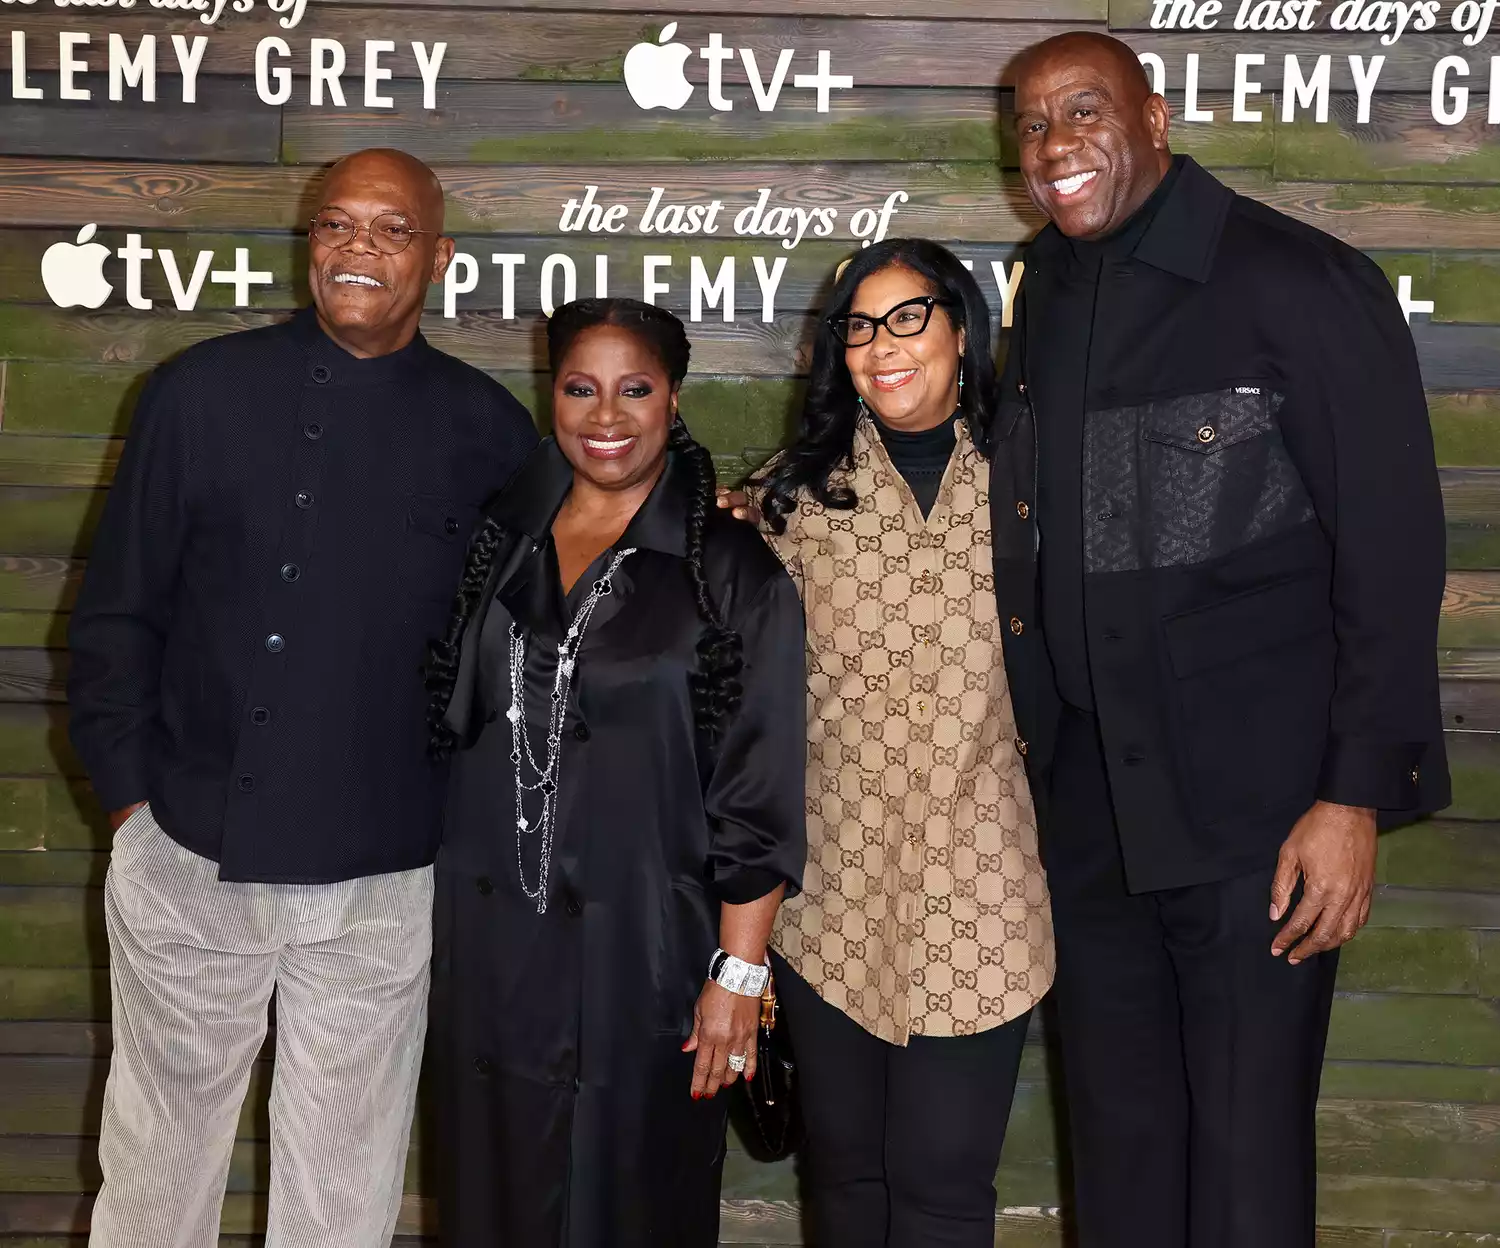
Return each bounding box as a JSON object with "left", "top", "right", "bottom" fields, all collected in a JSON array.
[
  {"left": 1197, "top": 425, "right": 1216, "bottom": 444},
  {"left": 1015, "top": 738, "right": 1028, "bottom": 756},
  {"left": 913, "top": 767, "right": 923, "bottom": 778},
  {"left": 1009, "top": 617, "right": 1024, "bottom": 636},
  {"left": 917, "top": 701, "right": 927, "bottom": 712},
  {"left": 1016, "top": 501, "right": 1030, "bottom": 519}
]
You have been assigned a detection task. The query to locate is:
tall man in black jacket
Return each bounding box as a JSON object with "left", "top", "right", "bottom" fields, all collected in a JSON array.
[
  {"left": 990, "top": 32, "right": 1449, "bottom": 1247},
  {"left": 67, "top": 148, "right": 538, "bottom": 1247}
]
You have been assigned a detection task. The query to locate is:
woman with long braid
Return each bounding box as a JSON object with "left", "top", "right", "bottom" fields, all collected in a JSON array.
[{"left": 423, "top": 297, "right": 806, "bottom": 1247}]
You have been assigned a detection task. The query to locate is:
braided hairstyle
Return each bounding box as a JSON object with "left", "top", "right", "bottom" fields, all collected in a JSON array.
[{"left": 425, "top": 297, "right": 742, "bottom": 759}]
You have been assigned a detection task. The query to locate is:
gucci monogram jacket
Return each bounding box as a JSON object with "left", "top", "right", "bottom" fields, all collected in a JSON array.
[{"left": 765, "top": 415, "right": 1055, "bottom": 1045}]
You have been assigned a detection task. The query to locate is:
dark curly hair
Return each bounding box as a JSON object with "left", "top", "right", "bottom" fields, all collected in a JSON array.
[
  {"left": 753, "top": 238, "right": 996, "bottom": 535},
  {"left": 427, "top": 297, "right": 742, "bottom": 759}
]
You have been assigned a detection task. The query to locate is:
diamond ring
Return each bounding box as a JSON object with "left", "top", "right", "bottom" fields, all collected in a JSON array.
[{"left": 727, "top": 1052, "right": 747, "bottom": 1073}]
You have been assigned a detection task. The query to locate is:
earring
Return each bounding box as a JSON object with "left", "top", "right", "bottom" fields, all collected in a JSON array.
[
  {"left": 957, "top": 360, "right": 965, "bottom": 391},
  {"left": 856, "top": 395, "right": 868, "bottom": 417}
]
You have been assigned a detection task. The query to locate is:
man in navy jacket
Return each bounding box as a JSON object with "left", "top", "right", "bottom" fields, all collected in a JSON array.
[{"left": 68, "top": 148, "right": 538, "bottom": 1247}]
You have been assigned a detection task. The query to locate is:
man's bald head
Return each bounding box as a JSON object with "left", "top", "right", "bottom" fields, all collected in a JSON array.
[
  {"left": 320, "top": 148, "right": 446, "bottom": 233},
  {"left": 1013, "top": 31, "right": 1154, "bottom": 105},
  {"left": 1011, "top": 31, "right": 1171, "bottom": 240},
  {"left": 306, "top": 147, "right": 456, "bottom": 359}
]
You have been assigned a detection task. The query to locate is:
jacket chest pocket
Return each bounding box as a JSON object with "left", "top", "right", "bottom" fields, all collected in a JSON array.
[
  {"left": 402, "top": 493, "right": 478, "bottom": 606},
  {"left": 1134, "top": 385, "right": 1312, "bottom": 570}
]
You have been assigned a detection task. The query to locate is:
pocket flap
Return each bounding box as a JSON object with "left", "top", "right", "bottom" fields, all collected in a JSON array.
[
  {"left": 1141, "top": 386, "right": 1273, "bottom": 456},
  {"left": 407, "top": 494, "right": 473, "bottom": 542},
  {"left": 1164, "top": 573, "right": 1330, "bottom": 678}
]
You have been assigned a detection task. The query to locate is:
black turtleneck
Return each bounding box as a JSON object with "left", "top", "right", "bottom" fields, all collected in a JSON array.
[
  {"left": 1034, "top": 154, "right": 1184, "bottom": 712},
  {"left": 875, "top": 409, "right": 959, "bottom": 519}
]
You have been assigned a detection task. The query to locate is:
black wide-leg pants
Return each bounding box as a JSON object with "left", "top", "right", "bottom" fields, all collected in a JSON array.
[{"left": 1045, "top": 705, "right": 1340, "bottom": 1248}]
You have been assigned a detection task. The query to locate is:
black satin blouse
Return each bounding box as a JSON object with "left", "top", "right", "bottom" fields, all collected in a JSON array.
[{"left": 426, "top": 439, "right": 808, "bottom": 1246}]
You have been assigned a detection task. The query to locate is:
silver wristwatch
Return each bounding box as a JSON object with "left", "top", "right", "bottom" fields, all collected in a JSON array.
[{"left": 709, "top": 948, "right": 771, "bottom": 996}]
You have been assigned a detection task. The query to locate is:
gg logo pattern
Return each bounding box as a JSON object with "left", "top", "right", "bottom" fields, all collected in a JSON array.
[{"left": 762, "top": 415, "right": 1056, "bottom": 1045}]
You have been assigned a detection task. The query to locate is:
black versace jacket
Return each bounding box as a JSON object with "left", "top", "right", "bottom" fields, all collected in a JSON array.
[{"left": 991, "top": 157, "right": 1450, "bottom": 893}]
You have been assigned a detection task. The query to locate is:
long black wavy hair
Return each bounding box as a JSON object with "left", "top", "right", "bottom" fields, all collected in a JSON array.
[
  {"left": 426, "top": 297, "right": 742, "bottom": 759},
  {"left": 754, "top": 238, "right": 996, "bottom": 534}
]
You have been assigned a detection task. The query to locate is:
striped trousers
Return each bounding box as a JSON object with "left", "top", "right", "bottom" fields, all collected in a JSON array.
[{"left": 89, "top": 804, "right": 433, "bottom": 1248}]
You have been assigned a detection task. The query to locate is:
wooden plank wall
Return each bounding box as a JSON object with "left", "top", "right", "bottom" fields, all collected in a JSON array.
[{"left": 1, "top": 1, "right": 1498, "bottom": 1243}]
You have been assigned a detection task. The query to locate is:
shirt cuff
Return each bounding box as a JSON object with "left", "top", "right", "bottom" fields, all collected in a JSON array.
[
  {"left": 85, "top": 751, "right": 151, "bottom": 815},
  {"left": 1317, "top": 733, "right": 1426, "bottom": 811},
  {"left": 714, "top": 866, "right": 791, "bottom": 906}
]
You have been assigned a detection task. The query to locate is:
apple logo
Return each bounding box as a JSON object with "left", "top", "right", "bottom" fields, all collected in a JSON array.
[
  {"left": 41, "top": 224, "right": 113, "bottom": 310},
  {"left": 623, "top": 22, "right": 695, "bottom": 111}
]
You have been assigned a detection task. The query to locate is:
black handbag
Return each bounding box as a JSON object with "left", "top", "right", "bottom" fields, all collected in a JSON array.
[{"left": 741, "top": 972, "right": 799, "bottom": 1160}]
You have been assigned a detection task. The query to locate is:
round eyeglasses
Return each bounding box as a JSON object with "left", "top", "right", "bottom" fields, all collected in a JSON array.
[
  {"left": 308, "top": 212, "right": 436, "bottom": 255},
  {"left": 828, "top": 295, "right": 956, "bottom": 348}
]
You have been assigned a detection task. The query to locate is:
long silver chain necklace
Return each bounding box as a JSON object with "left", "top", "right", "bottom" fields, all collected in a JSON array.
[{"left": 507, "top": 546, "right": 636, "bottom": 913}]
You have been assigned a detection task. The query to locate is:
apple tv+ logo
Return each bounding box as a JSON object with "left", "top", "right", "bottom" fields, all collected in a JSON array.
[
  {"left": 40, "top": 226, "right": 275, "bottom": 312},
  {"left": 623, "top": 22, "right": 853, "bottom": 113}
]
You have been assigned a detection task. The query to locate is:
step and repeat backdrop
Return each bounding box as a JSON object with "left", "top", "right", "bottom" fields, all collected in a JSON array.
[{"left": 1, "top": 1, "right": 1498, "bottom": 1243}]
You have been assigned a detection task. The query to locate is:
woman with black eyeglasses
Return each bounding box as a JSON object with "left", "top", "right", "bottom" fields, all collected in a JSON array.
[{"left": 730, "top": 239, "right": 1055, "bottom": 1247}]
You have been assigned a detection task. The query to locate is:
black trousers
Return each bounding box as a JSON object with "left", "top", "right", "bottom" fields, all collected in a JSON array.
[
  {"left": 771, "top": 951, "right": 1031, "bottom": 1248},
  {"left": 1046, "top": 705, "right": 1340, "bottom": 1248}
]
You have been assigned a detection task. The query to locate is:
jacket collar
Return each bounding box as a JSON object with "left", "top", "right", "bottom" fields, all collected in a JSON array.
[
  {"left": 284, "top": 304, "right": 434, "bottom": 385},
  {"left": 487, "top": 436, "right": 692, "bottom": 559},
  {"left": 1030, "top": 155, "right": 1233, "bottom": 285}
]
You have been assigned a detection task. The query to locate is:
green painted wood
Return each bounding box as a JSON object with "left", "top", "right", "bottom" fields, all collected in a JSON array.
[
  {"left": 1360, "top": 889, "right": 1500, "bottom": 931},
  {"left": 5, "top": 160, "right": 1500, "bottom": 251},
  {"left": 1480, "top": 931, "right": 1500, "bottom": 1001},
  {"left": 1317, "top": 1100, "right": 1500, "bottom": 1182},
  {"left": 1336, "top": 928, "right": 1483, "bottom": 996},
  {"left": 2, "top": 363, "right": 147, "bottom": 438},
  {"left": 0, "top": 968, "right": 104, "bottom": 1021},
  {"left": 0, "top": 488, "right": 102, "bottom": 559},
  {"left": 1431, "top": 395, "right": 1500, "bottom": 472},
  {"left": 0, "top": 780, "right": 99, "bottom": 853},
  {"left": 0, "top": 703, "right": 80, "bottom": 775},
  {"left": 1378, "top": 821, "right": 1500, "bottom": 893},
  {"left": 0, "top": 10, "right": 1476, "bottom": 91},
  {"left": 1447, "top": 732, "right": 1500, "bottom": 820},
  {"left": 1, "top": 77, "right": 281, "bottom": 164},
  {"left": 0, "top": 304, "right": 817, "bottom": 381},
  {"left": 0, "top": 561, "right": 83, "bottom": 615},
  {"left": 0, "top": 648, "right": 63, "bottom": 703},
  {"left": 0, "top": 439, "right": 118, "bottom": 490},
  {"left": 0, "top": 887, "right": 102, "bottom": 968},
  {"left": 282, "top": 82, "right": 1271, "bottom": 168},
  {"left": 0, "top": 852, "right": 101, "bottom": 888},
  {"left": 1317, "top": 1175, "right": 1500, "bottom": 1233},
  {"left": 0, "top": 611, "right": 66, "bottom": 649},
  {"left": 1276, "top": 95, "right": 1500, "bottom": 185},
  {"left": 1316, "top": 1060, "right": 1500, "bottom": 1106},
  {"left": 1433, "top": 256, "right": 1500, "bottom": 327},
  {"left": 1327, "top": 994, "right": 1500, "bottom": 1067}
]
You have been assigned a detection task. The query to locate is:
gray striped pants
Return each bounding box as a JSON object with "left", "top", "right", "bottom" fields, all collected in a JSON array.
[{"left": 89, "top": 804, "right": 433, "bottom": 1248}]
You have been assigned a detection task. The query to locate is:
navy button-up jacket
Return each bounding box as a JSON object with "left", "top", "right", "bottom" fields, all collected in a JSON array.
[{"left": 67, "top": 307, "right": 538, "bottom": 883}]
